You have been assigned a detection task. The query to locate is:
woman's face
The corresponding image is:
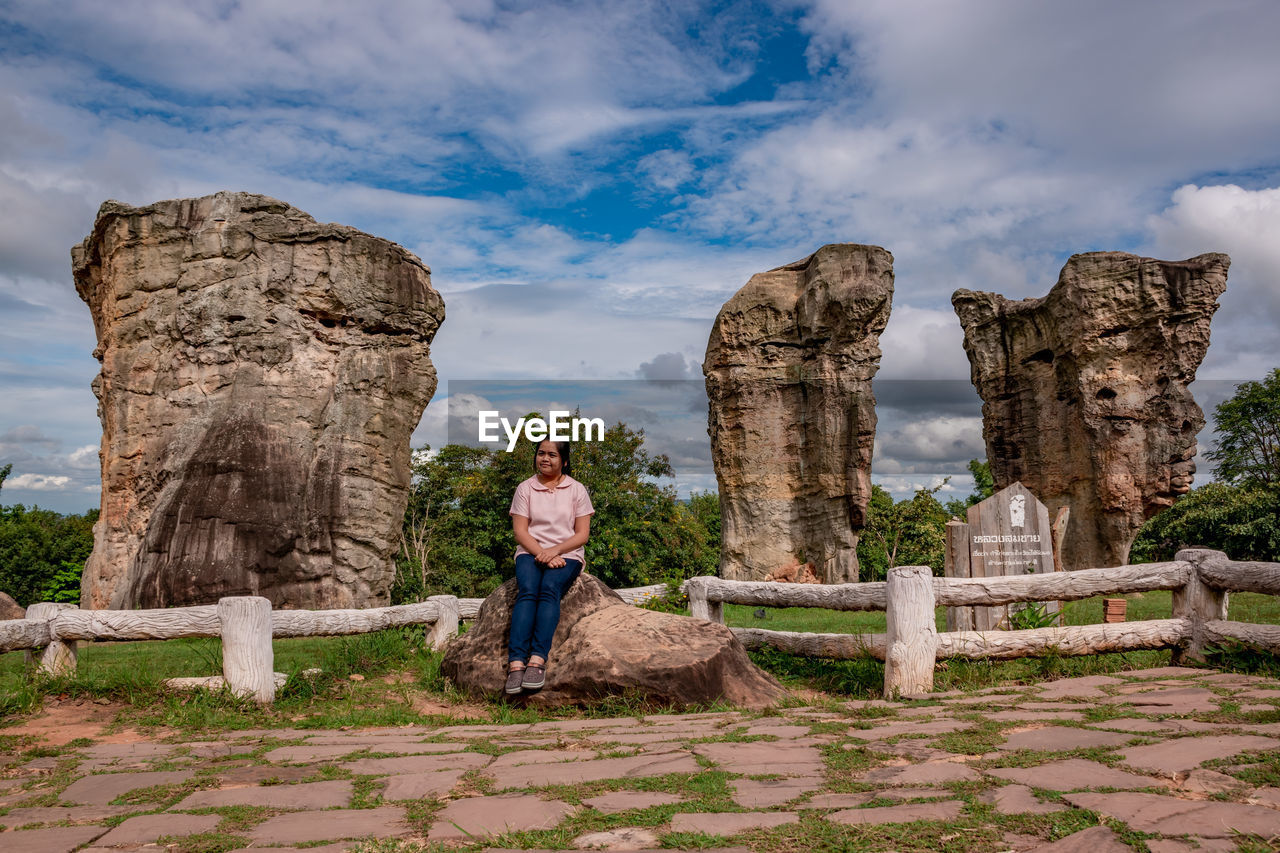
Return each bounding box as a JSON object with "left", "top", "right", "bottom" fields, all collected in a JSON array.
[{"left": 535, "top": 441, "right": 563, "bottom": 477}]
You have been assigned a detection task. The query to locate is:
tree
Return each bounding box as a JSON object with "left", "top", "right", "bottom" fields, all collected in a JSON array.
[
  {"left": 0, "top": 503, "right": 98, "bottom": 607},
  {"left": 1206, "top": 368, "right": 1280, "bottom": 487},
  {"left": 857, "top": 484, "right": 950, "bottom": 581},
  {"left": 0, "top": 463, "right": 10, "bottom": 495},
  {"left": 393, "top": 419, "right": 721, "bottom": 601},
  {"left": 943, "top": 459, "right": 994, "bottom": 519},
  {"left": 1132, "top": 482, "right": 1280, "bottom": 563}
]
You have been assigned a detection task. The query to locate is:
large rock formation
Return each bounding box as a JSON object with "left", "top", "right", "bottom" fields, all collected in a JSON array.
[
  {"left": 953, "top": 252, "right": 1228, "bottom": 571},
  {"left": 442, "top": 574, "right": 786, "bottom": 709},
  {"left": 704, "top": 244, "right": 894, "bottom": 583},
  {"left": 0, "top": 591, "right": 24, "bottom": 620},
  {"left": 74, "top": 192, "right": 444, "bottom": 610}
]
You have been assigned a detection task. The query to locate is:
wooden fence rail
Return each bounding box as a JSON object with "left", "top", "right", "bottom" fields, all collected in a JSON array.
[
  {"left": 691, "top": 548, "right": 1280, "bottom": 697},
  {"left": 5, "top": 549, "right": 1275, "bottom": 702},
  {"left": 0, "top": 580, "right": 679, "bottom": 703}
]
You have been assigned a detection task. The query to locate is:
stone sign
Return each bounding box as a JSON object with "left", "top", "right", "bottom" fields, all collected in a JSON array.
[{"left": 945, "top": 482, "right": 1060, "bottom": 631}]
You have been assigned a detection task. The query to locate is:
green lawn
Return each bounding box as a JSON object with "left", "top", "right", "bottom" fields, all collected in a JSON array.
[
  {"left": 1, "top": 590, "right": 1276, "bottom": 728},
  {"left": 723, "top": 590, "right": 1280, "bottom": 633}
]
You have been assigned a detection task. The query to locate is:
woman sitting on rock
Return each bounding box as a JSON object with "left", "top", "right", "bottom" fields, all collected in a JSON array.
[{"left": 505, "top": 438, "right": 594, "bottom": 694}]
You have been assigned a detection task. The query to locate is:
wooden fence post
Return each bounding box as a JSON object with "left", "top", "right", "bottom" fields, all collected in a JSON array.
[
  {"left": 24, "top": 602, "right": 78, "bottom": 676},
  {"left": 686, "top": 577, "right": 724, "bottom": 624},
  {"left": 218, "top": 596, "right": 275, "bottom": 703},
  {"left": 425, "top": 595, "right": 460, "bottom": 650},
  {"left": 884, "top": 565, "right": 937, "bottom": 698},
  {"left": 1172, "top": 548, "right": 1229, "bottom": 664},
  {"left": 943, "top": 521, "right": 974, "bottom": 632}
]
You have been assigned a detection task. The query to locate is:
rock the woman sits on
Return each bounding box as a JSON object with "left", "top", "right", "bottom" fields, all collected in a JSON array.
[{"left": 505, "top": 439, "right": 593, "bottom": 694}]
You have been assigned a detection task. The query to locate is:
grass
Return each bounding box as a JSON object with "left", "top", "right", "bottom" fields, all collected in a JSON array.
[
  {"left": 2, "top": 589, "right": 1278, "bottom": 735},
  {"left": 724, "top": 589, "right": 1280, "bottom": 633}
]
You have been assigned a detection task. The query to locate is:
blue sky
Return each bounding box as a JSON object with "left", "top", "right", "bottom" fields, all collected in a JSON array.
[{"left": 2, "top": 0, "right": 1279, "bottom": 514}]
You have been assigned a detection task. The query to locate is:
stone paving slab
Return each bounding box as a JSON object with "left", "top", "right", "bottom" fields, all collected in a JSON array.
[
  {"left": 1027, "top": 825, "right": 1131, "bottom": 852},
  {"left": 1249, "top": 786, "right": 1280, "bottom": 807},
  {"left": 214, "top": 764, "right": 317, "bottom": 785},
  {"left": 980, "top": 784, "right": 1067, "bottom": 815},
  {"left": 379, "top": 768, "right": 469, "bottom": 800},
  {"left": 984, "top": 710, "right": 1085, "bottom": 722},
  {"left": 1064, "top": 791, "right": 1280, "bottom": 838},
  {"left": 225, "top": 840, "right": 355, "bottom": 845},
  {"left": 741, "top": 723, "right": 812, "bottom": 738},
  {"left": 490, "top": 748, "right": 596, "bottom": 767},
  {"left": 250, "top": 806, "right": 410, "bottom": 844},
  {"left": 1118, "top": 734, "right": 1279, "bottom": 775},
  {"left": 0, "top": 804, "right": 136, "bottom": 825},
  {"left": 572, "top": 826, "right": 661, "bottom": 848},
  {"left": 581, "top": 791, "right": 686, "bottom": 813},
  {"left": 1104, "top": 687, "right": 1221, "bottom": 714},
  {"left": 0, "top": 825, "right": 108, "bottom": 853},
  {"left": 986, "top": 759, "right": 1160, "bottom": 791},
  {"left": 488, "top": 750, "right": 700, "bottom": 789},
  {"left": 860, "top": 760, "right": 979, "bottom": 784},
  {"left": 427, "top": 793, "right": 577, "bottom": 841},
  {"left": 826, "top": 799, "right": 964, "bottom": 825},
  {"left": 341, "top": 751, "right": 491, "bottom": 775},
  {"left": 59, "top": 770, "right": 196, "bottom": 805},
  {"left": 669, "top": 811, "right": 798, "bottom": 834},
  {"left": 171, "top": 779, "right": 354, "bottom": 810},
  {"left": 692, "top": 742, "right": 824, "bottom": 775},
  {"left": 1175, "top": 768, "right": 1252, "bottom": 795},
  {"left": 263, "top": 741, "right": 463, "bottom": 761},
  {"left": 1033, "top": 676, "right": 1124, "bottom": 699},
  {"left": 847, "top": 718, "right": 968, "bottom": 739},
  {"left": 1121, "top": 667, "right": 1208, "bottom": 679},
  {"left": 801, "top": 792, "right": 877, "bottom": 809},
  {"left": 94, "top": 812, "right": 222, "bottom": 846},
  {"left": 1086, "top": 717, "right": 1177, "bottom": 733},
  {"left": 998, "top": 725, "right": 1134, "bottom": 752},
  {"left": 730, "top": 776, "right": 825, "bottom": 807}
]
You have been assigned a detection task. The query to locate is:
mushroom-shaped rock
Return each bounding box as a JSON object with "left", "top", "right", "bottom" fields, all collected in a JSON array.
[
  {"left": 704, "top": 244, "right": 894, "bottom": 583},
  {"left": 74, "top": 192, "right": 445, "bottom": 609},
  {"left": 953, "top": 251, "right": 1228, "bottom": 570}
]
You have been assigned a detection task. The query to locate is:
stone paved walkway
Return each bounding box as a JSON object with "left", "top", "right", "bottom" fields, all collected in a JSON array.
[{"left": 2, "top": 665, "right": 1279, "bottom": 851}]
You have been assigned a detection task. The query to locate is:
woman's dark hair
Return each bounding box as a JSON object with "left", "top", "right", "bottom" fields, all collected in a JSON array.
[{"left": 533, "top": 439, "right": 572, "bottom": 476}]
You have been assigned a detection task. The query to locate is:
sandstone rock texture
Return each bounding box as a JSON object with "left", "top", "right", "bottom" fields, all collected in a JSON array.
[
  {"left": 704, "top": 244, "right": 893, "bottom": 583},
  {"left": 953, "top": 252, "right": 1228, "bottom": 571},
  {"left": 74, "top": 192, "right": 444, "bottom": 609},
  {"left": 441, "top": 574, "right": 786, "bottom": 709},
  {"left": 0, "top": 590, "right": 24, "bottom": 619}
]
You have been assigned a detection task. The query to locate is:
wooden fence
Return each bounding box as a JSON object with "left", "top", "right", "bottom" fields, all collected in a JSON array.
[
  {"left": 688, "top": 548, "right": 1280, "bottom": 697},
  {"left": 3, "top": 551, "right": 1275, "bottom": 701},
  {"left": 0, "top": 583, "right": 671, "bottom": 703}
]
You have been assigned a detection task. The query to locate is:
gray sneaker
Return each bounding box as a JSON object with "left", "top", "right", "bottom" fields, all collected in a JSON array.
[
  {"left": 521, "top": 664, "right": 545, "bottom": 690},
  {"left": 504, "top": 667, "right": 525, "bottom": 694}
]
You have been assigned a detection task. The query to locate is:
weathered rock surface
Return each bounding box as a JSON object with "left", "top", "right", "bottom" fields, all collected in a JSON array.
[
  {"left": 73, "top": 192, "right": 444, "bottom": 609},
  {"left": 953, "top": 252, "right": 1227, "bottom": 570},
  {"left": 0, "top": 590, "right": 24, "bottom": 619},
  {"left": 704, "top": 244, "right": 894, "bottom": 582},
  {"left": 441, "top": 573, "right": 786, "bottom": 709}
]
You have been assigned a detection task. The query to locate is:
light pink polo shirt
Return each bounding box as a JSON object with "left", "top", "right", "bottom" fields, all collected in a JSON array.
[{"left": 510, "top": 474, "right": 594, "bottom": 565}]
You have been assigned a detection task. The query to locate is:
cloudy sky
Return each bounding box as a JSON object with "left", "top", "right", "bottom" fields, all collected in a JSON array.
[{"left": 2, "top": 0, "right": 1278, "bottom": 514}]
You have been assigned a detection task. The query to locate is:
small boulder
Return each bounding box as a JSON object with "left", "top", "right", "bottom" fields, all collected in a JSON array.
[
  {"left": 441, "top": 573, "right": 786, "bottom": 709},
  {"left": 0, "top": 591, "right": 24, "bottom": 620}
]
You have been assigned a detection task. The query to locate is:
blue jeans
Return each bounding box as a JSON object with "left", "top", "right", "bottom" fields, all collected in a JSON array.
[{"left": 508, "top": 553, "right": 582, "bottom": 663}]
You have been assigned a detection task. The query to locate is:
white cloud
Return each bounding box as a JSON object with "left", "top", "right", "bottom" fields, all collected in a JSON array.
[
  {"left": 1146, "top": 183, "right": 1280, "bottom": 378},
  {"left": 874, "top": 416, "right": 986, "bottom": 464},
  {"left": 6, "top": 473, "right": 71, "bottom": 490},
  {"left": 67, "top": 444, "right": 99, "bottom": 469}
]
